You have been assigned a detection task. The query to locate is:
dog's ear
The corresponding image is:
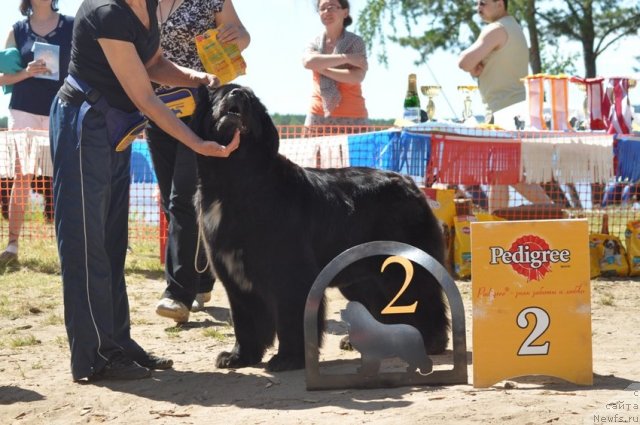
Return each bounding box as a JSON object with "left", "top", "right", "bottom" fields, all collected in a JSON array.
[{"left": 189, "top": 86, "right": 215, "bottom": 137}]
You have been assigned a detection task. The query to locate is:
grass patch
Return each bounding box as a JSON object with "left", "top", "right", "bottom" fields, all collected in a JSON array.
[
  {"left": 9, "top": 334, "right": 40, "bottom": 348},
  {"left": 164, "top": 326, "right": 183, "bottom": 339},
  {"left": 131, "top": 317, "right": 153, "bottom": 326},
  {"left": 202, "top": 327, "right": 227, "bottom": 341},
  {"left": 0, "top": 238, "right": 164, "bottom": 327},
  {"left": 599, "top": 291, "right": 615, "bottom": 306},
  {"left": 42, "top": 313, "right": 63, "bottom": 326},
  {"left": 54, "top": 335, "right": 67, "bottom": 348}
]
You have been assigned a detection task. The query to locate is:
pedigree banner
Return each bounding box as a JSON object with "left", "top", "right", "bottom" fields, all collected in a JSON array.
[{"left": 471, "top": 219, "right": 592, "bottom": 388}]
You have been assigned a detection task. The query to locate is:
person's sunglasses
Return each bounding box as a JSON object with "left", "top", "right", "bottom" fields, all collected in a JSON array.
[
  {"left": 319, "top": 5, "right": 342, "bottom": 13},
  {"left": 478, "top": 0, "right": 500, "bottom": 5}
]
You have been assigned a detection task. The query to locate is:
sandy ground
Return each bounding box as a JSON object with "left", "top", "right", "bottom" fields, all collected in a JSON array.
[{"left": 1, "top": 278, "right": 639, "bottom": 425}]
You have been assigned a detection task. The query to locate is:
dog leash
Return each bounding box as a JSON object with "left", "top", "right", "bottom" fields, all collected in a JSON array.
[{"left": 194, "top": 210, "right": 210, "bottom": 274}]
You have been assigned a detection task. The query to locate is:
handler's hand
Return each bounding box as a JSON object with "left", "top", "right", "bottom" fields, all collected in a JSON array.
[
  {"left": 196, "top": 129, "right": 240, "bottom": 157},
  {"left": 195, "top": 71, "right": 221, "bottom": 89}
]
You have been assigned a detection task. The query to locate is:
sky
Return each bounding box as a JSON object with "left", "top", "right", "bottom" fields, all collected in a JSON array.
[{"left": 1, "top": 0, "right": 639, "bottom": 120}]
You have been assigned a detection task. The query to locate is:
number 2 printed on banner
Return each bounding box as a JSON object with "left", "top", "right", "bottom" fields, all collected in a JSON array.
[{"left": 517, "top": 307, "right": 551, "bottom": 356}]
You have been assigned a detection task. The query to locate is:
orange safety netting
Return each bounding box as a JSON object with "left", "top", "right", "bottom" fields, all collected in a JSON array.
[{"left": 0, "top": 126, "right": 638, "bottom": 261}]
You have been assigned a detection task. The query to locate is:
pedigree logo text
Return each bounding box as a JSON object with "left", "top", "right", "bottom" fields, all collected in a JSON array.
[{"left": 489, "top": 235, "right": 570, "bottom": 281}]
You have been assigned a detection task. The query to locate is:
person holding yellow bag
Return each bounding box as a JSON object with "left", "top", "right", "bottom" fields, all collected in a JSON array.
[{"left": 150, "top": 0, "right": 250, "bottom": 323}]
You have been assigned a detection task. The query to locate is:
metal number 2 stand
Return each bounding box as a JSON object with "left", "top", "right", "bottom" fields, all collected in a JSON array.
[{"left": 304, "top": 241, "right": 468, "bottom": 390}]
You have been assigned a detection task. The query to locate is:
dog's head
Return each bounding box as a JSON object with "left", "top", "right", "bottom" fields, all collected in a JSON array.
[
  {"left": 190, "top": 84, "right": 280, "bottom": 158},
  {"left": 603, "top": 239, "right": 620, "bottom": 254}
]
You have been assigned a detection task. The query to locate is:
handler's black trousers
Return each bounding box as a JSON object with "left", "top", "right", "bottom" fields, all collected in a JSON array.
[
  {"left": 50, "top": 98, "right": 145, "bottom": 380},
  {"left": 147, "top": 120, "right": 213, "bottom": 308}
]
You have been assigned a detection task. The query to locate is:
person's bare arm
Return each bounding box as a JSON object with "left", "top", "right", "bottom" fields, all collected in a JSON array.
[
  {"left": 318, "top": 66, "right": 366, "bottom": 84},
  {"left": 97, "top": 38, "right": 238, "bottom": 157},
  {"left": 214, "top": 0, "right": 250, "bottom": 51},
  {"left": 145, "top": 51, "right": 216, "bottom": 88},
  {"left": 458, "top": 24, "right": 507, "bottom": 75},
  {"left": 302, "top": 52, "right": 367, "bottom": 71}
]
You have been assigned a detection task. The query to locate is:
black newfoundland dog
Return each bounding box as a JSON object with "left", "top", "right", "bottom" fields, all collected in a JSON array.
[{"left": 192, "top": 84, "right": 449, "bottom": 372}]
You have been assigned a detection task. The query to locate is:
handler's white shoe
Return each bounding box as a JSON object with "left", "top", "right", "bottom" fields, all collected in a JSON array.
[
  {"left": 191, "top": 291, "right": 212, "bottom": 312},
  {"left": 156, "top": 298, "right": 189, "bottom": 323}
]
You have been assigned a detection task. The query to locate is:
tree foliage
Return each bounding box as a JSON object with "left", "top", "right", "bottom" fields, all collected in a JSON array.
[
  {"left": 357, "top": 0, "right": 479, "bottom": 65},
  {"left": 539, "top": 1, "right": 640, "bottom": 77},
  {"left": 357, "top": 0, "right": 640, "bottom": 77}
]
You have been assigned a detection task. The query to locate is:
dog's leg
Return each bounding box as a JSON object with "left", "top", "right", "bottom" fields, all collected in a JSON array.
[
  {"left": 266, "top": 294, "right": 312, "bottom": 372},
  {"left": 216, "top": 287, "right": 275, "bottom": 369},
  {"left": 266, "top": 268, "right": 323, "bottom": 372}
]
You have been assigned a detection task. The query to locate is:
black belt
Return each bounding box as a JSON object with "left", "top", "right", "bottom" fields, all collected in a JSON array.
[{"left": 58, "top": 77, "right": 101, "bottom": 107}]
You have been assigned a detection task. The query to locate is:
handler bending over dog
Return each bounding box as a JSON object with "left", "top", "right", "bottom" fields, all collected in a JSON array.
[{"left": 49, "top": 0, "right": 239, "bottom": 382}]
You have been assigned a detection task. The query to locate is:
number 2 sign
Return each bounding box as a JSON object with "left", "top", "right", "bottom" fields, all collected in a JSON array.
[{"left": 471, "top": 219, "right": 593, "bottom": 388}]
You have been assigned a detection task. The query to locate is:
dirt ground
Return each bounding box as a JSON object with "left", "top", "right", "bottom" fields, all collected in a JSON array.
[{"left": 1, "top": 278, "right": 639, "bottom": 425}]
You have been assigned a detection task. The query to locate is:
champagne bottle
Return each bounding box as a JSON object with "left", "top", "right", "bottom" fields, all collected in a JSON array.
[
  {"left": 403, "top": 73, "right": 421, "bottom": 123},
  {"left": 601, "top": 213, "right": 609, "bottom": 235}
]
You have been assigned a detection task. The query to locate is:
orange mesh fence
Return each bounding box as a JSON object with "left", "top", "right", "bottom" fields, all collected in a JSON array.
[
  {"left": 0, "top": 129, "right": 56, "bottom": 242},
  {"left": 2, "top": 126, "right": 639, "bottom": 257}
]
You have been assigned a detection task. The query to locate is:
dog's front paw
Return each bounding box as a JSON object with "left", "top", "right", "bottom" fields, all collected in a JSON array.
[
  {"left": 216, "top": 351, "right": 259, "bottom": 369},
  {"left": 266, "top": 354, "right": 305, "bottom": 372}
]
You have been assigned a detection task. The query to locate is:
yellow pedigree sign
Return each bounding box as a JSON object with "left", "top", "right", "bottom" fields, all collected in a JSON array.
[{"left": 471, "top": 219, "right": 592, "bottom": 388}]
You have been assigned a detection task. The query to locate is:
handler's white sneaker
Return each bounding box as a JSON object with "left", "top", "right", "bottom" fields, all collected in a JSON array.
[
  {"left": 191, "top": 291, "right": 212, "bottom": 312},
  {"left": 156, "top": 298, "right": 189, "bottom": 323}
]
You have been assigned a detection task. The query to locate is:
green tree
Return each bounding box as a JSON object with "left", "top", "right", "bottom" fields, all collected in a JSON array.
[
  {"left": 270, "top": 113, "right": 306, "bottom": 126},
  {"left": 0, "top": 116, "right": 7, "bottom": 129},
  {"left": 356, "top": 0, "right": 479, "bottom": 66},
  {"left": 539, "top": 1, "right": 640, "bottom": 77}
]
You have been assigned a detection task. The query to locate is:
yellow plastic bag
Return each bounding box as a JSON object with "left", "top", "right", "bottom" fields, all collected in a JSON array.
[
  {"left": 453, "top": 215, "right": 475, "bottom": 279},
  {"left": 453, "top": 213, "right": 505, "bottom": 279},
  {"left": 195, "top": 29, "right": 246, "bottom": 85},
  {"left": 423, "top": 188, "right": 456, "bottom": 272},
  {"left": 423, "top": 188, "right": 456, "bottom": 228},
  {"left": 625, "top": 220, "right": 640, "bottom": 276}
]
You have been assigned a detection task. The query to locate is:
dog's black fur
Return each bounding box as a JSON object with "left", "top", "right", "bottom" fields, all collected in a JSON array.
[{"left": 192, "top": 84, "right": 449, "bottom": 372}]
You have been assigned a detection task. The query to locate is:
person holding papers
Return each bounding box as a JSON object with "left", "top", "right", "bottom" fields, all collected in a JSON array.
[{"left": 0, "top": 0, "right": 72, "bottom": 265}]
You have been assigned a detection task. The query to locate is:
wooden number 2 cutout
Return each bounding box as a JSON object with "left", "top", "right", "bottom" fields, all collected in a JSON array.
[
  {"left": 380, "top": 256, "right": 418, "bottom": 314},
  {"left": 516, "top": 307, "right": 551, "bottom": 356}
]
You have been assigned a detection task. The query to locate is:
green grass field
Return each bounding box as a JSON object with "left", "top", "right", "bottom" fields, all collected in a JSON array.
[{"left": 0, "top": 238, "right": 163, "bottom": 348}]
